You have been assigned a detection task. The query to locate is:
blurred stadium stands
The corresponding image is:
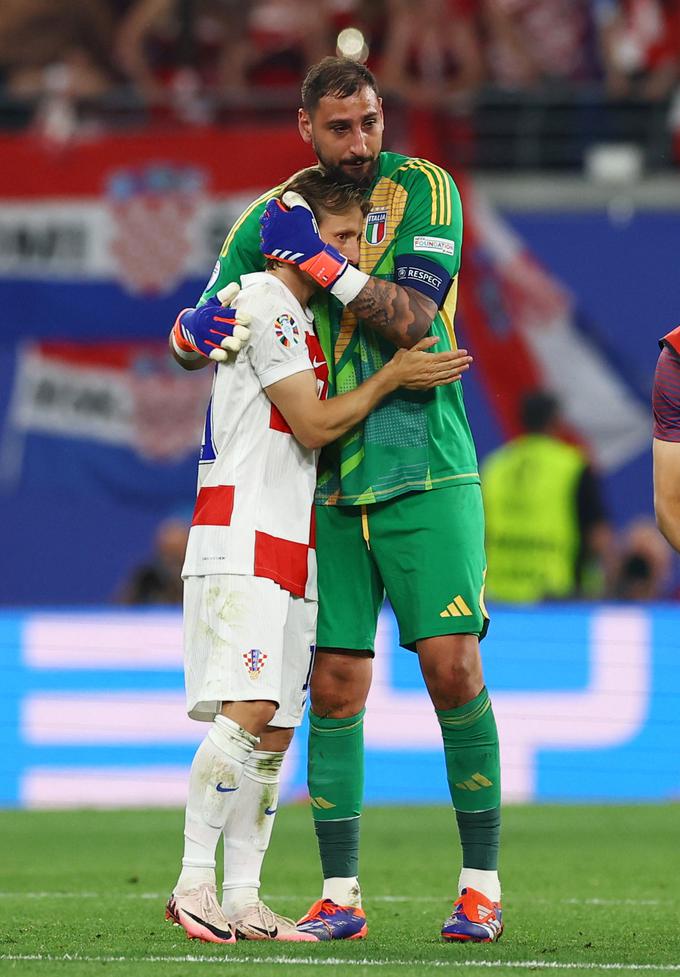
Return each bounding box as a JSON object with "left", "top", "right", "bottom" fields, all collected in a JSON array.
[{"left": 0, "top": 0, "right": 679, "bottom": 808}]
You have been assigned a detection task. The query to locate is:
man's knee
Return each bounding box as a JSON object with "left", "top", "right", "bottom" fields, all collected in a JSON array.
[
  {"left": 417, "top": 634, "right": 484, "bottom": 709},
  {"left": 261, "top": 725, "right": 295, "bottom": 752},
  {"left": 220, "top": 699, "right": 278, "bottom": 736},
  {"left": 310, "top": 649, "right": 372, "bottom": 718}
]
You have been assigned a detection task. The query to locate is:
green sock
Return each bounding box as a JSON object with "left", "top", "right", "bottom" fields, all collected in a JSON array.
[
  {"left": 436, "top": 687, "right": 501, "bottom": 871},
  {"left": 308, "top": 709, "right": 364, "bottom": 879}
]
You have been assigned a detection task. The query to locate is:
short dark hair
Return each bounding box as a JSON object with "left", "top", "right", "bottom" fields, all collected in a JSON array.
[
  {"left": 521, "top": 391, "right": 560, "bottom": 433},
  {"left": 301, "top": 57, "right": 379, "bottom": 112},
  {"left": 265, "top": 166, "right": 370, "bottom": 269}
]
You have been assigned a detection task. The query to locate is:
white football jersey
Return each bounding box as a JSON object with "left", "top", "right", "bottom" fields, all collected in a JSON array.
[{"left": 182, "top": 272, "right": 329, "bottom": 599}]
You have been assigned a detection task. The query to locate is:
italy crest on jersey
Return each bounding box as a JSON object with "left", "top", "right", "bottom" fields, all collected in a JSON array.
[
  {"left": 274, "top": 313, "right": 301, "bottom": 348},
  {"left": 243, "top": 648, "right": 268, "bottom": 679},
  {"left": 365, "top": 209, "right": 388, "bottom": 245}
]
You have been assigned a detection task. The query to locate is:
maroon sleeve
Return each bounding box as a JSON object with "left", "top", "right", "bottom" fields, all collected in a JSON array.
[{"left": 653, "top": 346, "right": 680, "bottom": 441}]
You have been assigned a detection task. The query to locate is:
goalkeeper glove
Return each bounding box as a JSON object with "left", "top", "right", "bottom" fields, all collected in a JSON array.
[
  {"left": 171, "top": 283, "right": 251, "bottom": 362},
  {"left": 259, "top": 191, "right": 368, "bottom": 305}
]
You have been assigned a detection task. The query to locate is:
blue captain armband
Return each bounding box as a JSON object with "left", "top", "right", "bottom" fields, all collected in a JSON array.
[{"left": 395, "top": 254, "right": 452, "bottom": 307}]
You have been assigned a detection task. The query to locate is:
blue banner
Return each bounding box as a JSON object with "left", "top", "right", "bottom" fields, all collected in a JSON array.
[{"left": 1, "top": 604, "right": 677, "bottom": 808}]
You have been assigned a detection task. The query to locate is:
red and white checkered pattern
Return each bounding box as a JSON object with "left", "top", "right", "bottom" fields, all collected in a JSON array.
[{"left": 182, "top": 273, "right": 328, "bottom": 599}]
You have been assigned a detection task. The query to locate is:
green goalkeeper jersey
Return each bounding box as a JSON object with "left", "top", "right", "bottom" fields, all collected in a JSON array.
[{"left": 198, "top": 150, "right": 479, "bottom": 506}]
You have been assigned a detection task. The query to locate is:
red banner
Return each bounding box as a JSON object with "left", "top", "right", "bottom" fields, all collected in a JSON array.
[{"left": 0, "top": 126, "right": 315, "bottom": 198}]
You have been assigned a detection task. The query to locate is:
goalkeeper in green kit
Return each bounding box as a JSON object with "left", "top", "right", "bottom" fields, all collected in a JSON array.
[{"left": 171, "top": 57, "right": 503, "bottom": 944}]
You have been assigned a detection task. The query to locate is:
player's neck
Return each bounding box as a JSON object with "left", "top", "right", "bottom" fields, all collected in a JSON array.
[{"left": 267, "top": 265, "right": 314, "bottom": 308}]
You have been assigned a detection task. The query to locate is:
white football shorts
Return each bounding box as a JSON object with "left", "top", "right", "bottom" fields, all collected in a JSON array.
[{"left": 183, "top": 574, "right": 317, "bottom": 727}]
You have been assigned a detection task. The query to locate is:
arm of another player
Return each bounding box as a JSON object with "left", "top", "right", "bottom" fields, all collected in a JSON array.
[
  {"left": 653, "top": 440, "right": 680, "bottom": 553},
  {"left": 265, "top": 338, "right": 471, "bottom": 450},
  {"left": 652, "top": 346, "right": 680, "bottom": 553}
]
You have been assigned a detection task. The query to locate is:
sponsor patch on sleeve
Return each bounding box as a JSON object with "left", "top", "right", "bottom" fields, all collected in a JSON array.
[
  {"left": 395, "top": 254, "right": 452, "bottom": 307},
  {"left": 206, "top": 259, "right": 221, "bottom": 291},
  {"left": 274, "top": 312, "right": 301, "bottom": 348},
  {"left": 413, "top": 236, "right": 455, "bottom": 257}
]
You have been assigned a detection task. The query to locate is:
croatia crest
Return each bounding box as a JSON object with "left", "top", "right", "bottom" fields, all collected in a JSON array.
[
  {"left": 274, "top": 313, "right": 301, "bottom": 348},
  {"left": 243, "top": 648, "right": 268, "bottom": 679},
  {"left": 107, "top": 163, "right": 205, "bottom": 296},
  {"left": 365, "top": 209, "right": 388, "bottom": 245}
]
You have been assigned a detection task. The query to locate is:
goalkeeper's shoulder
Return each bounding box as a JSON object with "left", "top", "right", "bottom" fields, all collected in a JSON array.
[
  {"left": 218, "top": 184, "right": 286, "bottom": 261},
  {"left": 393, "top": 156, "right": 460, "bottom": 226}
]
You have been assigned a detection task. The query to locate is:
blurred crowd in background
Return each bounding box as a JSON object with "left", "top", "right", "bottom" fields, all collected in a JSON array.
[{"left": 1, "top": 0, "right": 680, "bottom": 167}]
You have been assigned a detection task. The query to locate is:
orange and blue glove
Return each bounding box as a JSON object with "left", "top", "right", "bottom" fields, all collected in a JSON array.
[
  {"left": 259, "top": 192, "right": 368, "bottom": 304},
  {"left": 171, "top": 283, "right": 251, "bottom": 362}
]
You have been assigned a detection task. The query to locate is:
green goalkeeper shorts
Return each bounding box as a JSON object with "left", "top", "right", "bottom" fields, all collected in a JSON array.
[{"left": 315, "top": 483, "right": 489, "bottom": 653}]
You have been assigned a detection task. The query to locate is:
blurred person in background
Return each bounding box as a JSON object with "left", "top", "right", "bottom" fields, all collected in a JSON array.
[
  {"left": 481, "top": 0, "right": 599, "bottom": 90},
  {"left": 377, "top": 0, "right": 484, "bottom": 162},
  {"left": 610, "top": 517, "right": 673, "bottom": 599},
  {"left": 653, "top": 324, "right": 680, "bottom": 553},
  {"left": 114, "top": 0, "right": 332, "bottom": 106},
  {"left": 236, "top": 0, "right": 333, "bottom": 92},
  {"left": 114, "top": 0, "right": 248, "bottom": 105},
  {"left": 482, "top": 391, "right": 614, "bottom": 603},
  {"left": 378, "top": 0, "right": 485, "bottom": 106},
  {"left": 595, "top": 0, "right": 680, "bottom": 100},
  {"left": 0, "top": 0, "right": 118, "bottom": 100},
  {"left": 118, "top": 516, "right": 189, "bottom": 604}
]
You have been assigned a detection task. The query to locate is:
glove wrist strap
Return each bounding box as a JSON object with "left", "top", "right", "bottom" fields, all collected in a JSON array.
[
  {"left": 171, "top": 314, "right": 201, "bottom": 360},
  {"left": 330, "top": 264, "right": 370, "bottom": 306}
]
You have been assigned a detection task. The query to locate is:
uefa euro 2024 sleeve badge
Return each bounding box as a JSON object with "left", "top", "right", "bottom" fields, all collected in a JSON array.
[
  {"left": 243, "top": 648, "right": 268, "bottom": 679},
  {"left": 274, "top": 313, "right": 301, "bottom": 348}
]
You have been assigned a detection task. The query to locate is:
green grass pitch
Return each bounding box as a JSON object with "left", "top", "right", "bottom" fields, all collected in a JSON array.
[{"left": 1, "top": 803, "right": 679, "bottom": 976}]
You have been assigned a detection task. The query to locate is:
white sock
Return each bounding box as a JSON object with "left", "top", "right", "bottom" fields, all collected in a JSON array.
[
  {"left": 322, "top": 877, "right": 362, "bottom": 908},
  {"left": 222, "top": 749, "right": 285, "bottom": 918},
  {"left": 458, "top": 868, "right": 501, "bottom": 904},
  {"left": 175, "top": 715, "right": 257, "bottom": 892}
]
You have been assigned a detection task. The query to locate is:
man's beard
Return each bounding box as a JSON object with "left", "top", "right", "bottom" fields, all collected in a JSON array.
[{"left": 314, "top": 143, "right": 379, "bottom": 190}]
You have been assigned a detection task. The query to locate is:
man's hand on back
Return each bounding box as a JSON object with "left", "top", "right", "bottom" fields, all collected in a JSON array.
[{"left": 171, "top": 283, "right": 251, "bottom": 362}]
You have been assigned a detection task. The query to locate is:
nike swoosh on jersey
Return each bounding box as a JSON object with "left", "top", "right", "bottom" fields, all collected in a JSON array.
[
  {"left": 264, "top": 806, "right": 278, "bottom": 815},
  {"left": 215, "top": 783, "right": 239, "bottom": 793},
  {"left": 312, "top": 358, "right": 325, "bottom": 369}
]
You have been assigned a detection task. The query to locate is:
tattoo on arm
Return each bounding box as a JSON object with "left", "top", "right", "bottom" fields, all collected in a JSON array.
[{"left": 347, "top": 279, "right": 437, "bottom": 348}]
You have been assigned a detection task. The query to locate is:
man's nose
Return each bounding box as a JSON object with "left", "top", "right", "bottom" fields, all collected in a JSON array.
[
  {"left": 348, "top": 126, "right": 368, "bottom": 158},
  {"left": 347, "top": 242, "right": 361, "bottom": 265}
]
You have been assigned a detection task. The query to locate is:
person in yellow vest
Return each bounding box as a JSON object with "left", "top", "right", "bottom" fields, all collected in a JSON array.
[{"left": 481, "top": 391, "right": 613, "bottom": 603}]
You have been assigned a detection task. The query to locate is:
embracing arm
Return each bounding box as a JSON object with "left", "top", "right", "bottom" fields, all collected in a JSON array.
[
  {"left": 347, "top": 280, "right": 437, "bottom": 349},
  {"left": 265, "top": 339, "right": 470, "bottom": 451}
]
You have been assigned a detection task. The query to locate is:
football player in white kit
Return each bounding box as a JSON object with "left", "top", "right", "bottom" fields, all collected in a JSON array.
[{"left": 166, "top": 167, "right": 472, "bottom": 943}]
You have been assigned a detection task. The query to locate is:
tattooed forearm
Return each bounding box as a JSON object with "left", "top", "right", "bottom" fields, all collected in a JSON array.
[{"left": 347, "top": 279, "right": 437, "bottom": 349}]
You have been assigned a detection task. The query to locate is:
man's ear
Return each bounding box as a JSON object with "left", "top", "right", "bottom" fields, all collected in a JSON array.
[{"left": 298, "top": 108, "right": 313, "bottom": 145}]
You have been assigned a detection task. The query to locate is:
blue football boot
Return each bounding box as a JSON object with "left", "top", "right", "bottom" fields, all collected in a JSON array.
[
  {"left": 296, "top": 898, "right": 368, "bottom": 941},
  {"left": 441, "top": 887, "right": 503, "bottom": 942}
]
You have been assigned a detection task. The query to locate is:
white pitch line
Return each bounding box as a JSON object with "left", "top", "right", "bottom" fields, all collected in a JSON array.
[
  {"left": 0, "top": 892, "right": 669, "bottom": 908},
  {"left": 1, "top": 954, "right": 680, "bottom": 972}
]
